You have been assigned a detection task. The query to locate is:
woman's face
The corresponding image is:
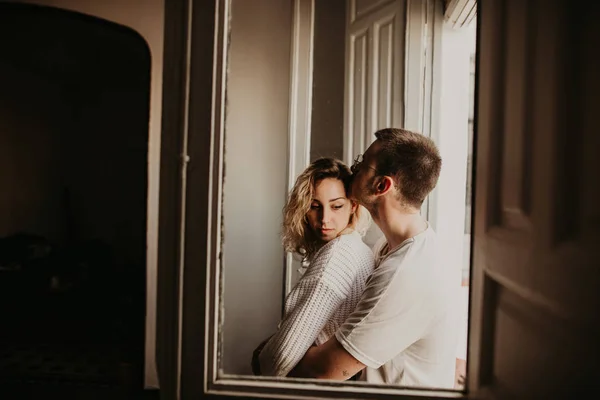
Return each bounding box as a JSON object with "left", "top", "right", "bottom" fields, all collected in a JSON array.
[{"left": 306, "top": 178, "right": 355, "bottom": 243}]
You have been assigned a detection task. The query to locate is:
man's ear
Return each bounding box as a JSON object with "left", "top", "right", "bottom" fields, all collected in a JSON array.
[{"left": 375, "top": 176, "right": 394, "bottom": 195}]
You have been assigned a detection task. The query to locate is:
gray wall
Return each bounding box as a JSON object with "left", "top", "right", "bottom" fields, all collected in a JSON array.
[
  {"left": 310, "top": 0, "right": 346, "bottom": 161},
  {"left": 221, "top": 0, "right": 292, "bottom": 375}
]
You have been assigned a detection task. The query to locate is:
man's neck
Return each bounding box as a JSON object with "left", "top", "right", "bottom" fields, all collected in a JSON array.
[{"left": 373, "top": 205, "right": 428, "bottom": 250}]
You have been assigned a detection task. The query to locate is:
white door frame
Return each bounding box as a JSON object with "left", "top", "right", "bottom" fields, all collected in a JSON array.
[{"left": 284, "top": 0, "right": 315, "bottom": 297}]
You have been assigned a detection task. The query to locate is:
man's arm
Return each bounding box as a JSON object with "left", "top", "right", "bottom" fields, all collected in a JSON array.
[
  {"left": 291, "top": 248, "right": 441, "bottom": 381},
  {"left": 288, "top": 335, "right": 365, "bottom": 380}
]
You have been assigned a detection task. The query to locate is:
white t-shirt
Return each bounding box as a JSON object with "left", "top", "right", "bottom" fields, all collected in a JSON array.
[
  {"left": 335, "top": 226, "right": 460, "bottom": 388},
  {"left": 259, "top": 231, "right": 375, "bottom": 377}
]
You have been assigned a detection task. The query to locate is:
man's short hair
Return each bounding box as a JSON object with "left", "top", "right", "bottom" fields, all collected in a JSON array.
[{"left": 374, "top": 128, "right": 442, "bottom": 208}]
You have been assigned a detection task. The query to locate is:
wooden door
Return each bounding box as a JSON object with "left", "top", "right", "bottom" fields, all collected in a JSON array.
[
  {"left": 469, "top": 0, "right": 600, "bottom": 398},
  {"left": 344, "top": 0, "right": 406, "bottom": 166}
]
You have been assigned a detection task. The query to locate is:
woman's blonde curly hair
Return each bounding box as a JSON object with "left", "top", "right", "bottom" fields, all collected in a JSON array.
[{"left": 282, "top": 157, "right": 370, "bottom": 262}]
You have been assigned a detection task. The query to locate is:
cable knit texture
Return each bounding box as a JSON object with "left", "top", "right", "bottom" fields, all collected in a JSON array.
[{"left": 258, "top": 231, "right": 375, "bottom": 377}]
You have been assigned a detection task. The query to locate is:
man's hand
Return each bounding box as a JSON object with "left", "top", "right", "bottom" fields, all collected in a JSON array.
[{"left": 454, "top": 358, "right": 467, "bottom": 389}]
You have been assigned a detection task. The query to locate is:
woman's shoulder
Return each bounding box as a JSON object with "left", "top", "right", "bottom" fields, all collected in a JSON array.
[
  {"left": 336, "top": 231, "right": 374, "bottom": 255},
  {"left": 314, "top": 230, "right": 370, "bottom": 257},
  {"left": 308, "top": 237, "right": 342, "bottom": 270},
  {"left": 306, "top": 233, "right": 373, "bottom": 275},
  {"left": 294, "top": 233, "right": 374, "bottom": 296},
  {"left": 325, "top": 232, "right": 374, "bottom": 272},
  {"left": 318, "top": 233, "right": 374, "bottom": 294}
]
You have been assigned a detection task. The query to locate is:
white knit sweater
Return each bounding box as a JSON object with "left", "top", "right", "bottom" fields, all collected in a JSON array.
[{"left": 258, "top": 231, "right": 375, "bottom": 376}]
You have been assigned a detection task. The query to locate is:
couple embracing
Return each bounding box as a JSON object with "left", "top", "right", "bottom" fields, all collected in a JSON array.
[{"left": 253, "top": 128, "right": 459, "bottom": 389}]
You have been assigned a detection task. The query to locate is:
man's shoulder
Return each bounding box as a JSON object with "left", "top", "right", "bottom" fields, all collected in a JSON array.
[
  {"left": 371, "top": 231, "right": 438, "bottom": 286},
  {"left": 385, "top": 228, "right": 437, "bottom": 263}
]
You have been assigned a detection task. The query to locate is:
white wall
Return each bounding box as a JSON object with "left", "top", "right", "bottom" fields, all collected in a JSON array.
[
  {"left": 2, "top": 0, "right": 164, "bottom": 388},
  {"left": 221, "top": 0, "right": 292, "bottom": 375}
]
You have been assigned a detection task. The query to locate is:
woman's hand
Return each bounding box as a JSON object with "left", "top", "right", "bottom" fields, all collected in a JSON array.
[{"left": 251, "top": 336, "right": 273, "bottom": 375}]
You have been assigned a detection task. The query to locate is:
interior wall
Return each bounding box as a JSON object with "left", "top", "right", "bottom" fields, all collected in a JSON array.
[
  {"left": 64, "top": 76, "right": 149, "bottom": 270},
  {"left": 310, "top": 0, "right": 346, "bottom": 161},
  {"left": 0, "top": 0, "right": 164, "bottom": 388},
  {"left": 221, "top": 0, "right": 292, "bottom": 375},
  {"left": 0, "top": 63, "right": 67, "bottom": 243}
]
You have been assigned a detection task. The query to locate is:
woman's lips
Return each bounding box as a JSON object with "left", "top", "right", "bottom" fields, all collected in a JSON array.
[{"left": 320, "top": 228, "right": 334, "bottom": 234}]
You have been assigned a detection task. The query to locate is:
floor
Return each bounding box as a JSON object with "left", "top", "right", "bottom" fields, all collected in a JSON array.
[
  {"left": 0, "top": 290, "right": 148, "bottom": 399},
  {"left": 0, "top": 383, "right": 159, "bottom": 400},
  {"left": 0, "top": 342, "right": 154, "bottom": 399}
]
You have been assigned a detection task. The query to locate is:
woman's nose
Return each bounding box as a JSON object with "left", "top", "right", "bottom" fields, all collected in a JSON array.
[{"left": 321, "top": 208, "right": 331, "bottom": 223}]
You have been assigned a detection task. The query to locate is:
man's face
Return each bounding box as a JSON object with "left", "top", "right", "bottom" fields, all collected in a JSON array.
[{"left": 350, "top": 140, "right": 382, "bottom": 209}]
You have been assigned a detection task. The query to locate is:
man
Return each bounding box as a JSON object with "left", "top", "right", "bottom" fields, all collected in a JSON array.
[{"left": 290, "top": 128, "right": 460, "bottom": 388}]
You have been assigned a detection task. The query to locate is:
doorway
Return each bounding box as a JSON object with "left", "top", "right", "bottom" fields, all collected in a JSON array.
[{"left": 0, "top": 3, "right": 150, "bottom": 390}]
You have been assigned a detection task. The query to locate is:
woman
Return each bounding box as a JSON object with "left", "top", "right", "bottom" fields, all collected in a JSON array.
[{"left": 254, "top": 157, "right": 375, "bottom": 377}]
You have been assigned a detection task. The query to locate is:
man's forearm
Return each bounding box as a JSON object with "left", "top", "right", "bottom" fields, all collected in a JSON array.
[
  {"left": 288, "top": 345, "right": 324, "bottom": 378},
  {"left": 289, "top": 337, "right": 365, "bottom": 380}
]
